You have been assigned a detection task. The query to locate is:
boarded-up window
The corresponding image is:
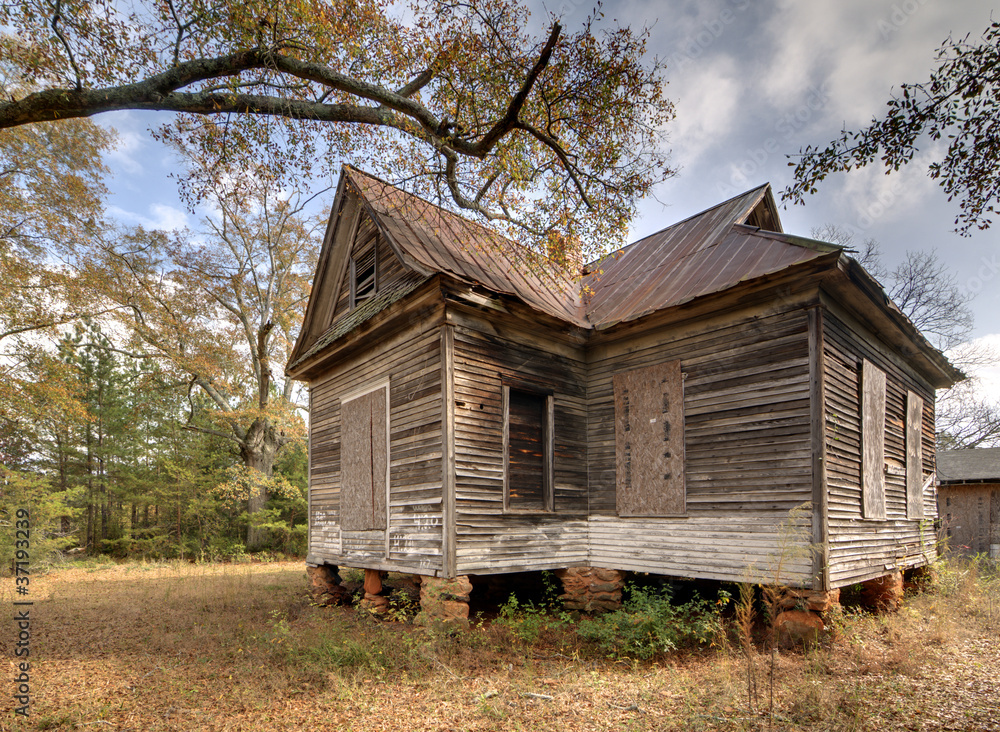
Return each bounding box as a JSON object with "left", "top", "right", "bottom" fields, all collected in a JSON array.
[
  {"left": 906, "top": 390, "right": 925, "bottom": 519},
  {"left": 861, "top": 360, "right": 887, "bottom": 520},
  {"left": 340, "top": 386, "right": 388, "bottom": 530},
  {"left": 613, "top": 360, "right": 685, "bottom": 516},
  {"left": 503, "top": 387, "right": 553, "bottom": 511}
]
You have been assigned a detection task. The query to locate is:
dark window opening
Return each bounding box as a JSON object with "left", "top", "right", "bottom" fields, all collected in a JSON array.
[
  {"left": 504, "top": 387, "right": 553, "bottom": 512},
  {"left": 350, "top": 237, "right": 378, "bottom": 309}
]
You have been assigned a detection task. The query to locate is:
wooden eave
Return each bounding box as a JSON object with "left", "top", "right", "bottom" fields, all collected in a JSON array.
[
  {"left": 820, "top": 255, "right": 965, "bottom": 389},
  {"left": 287, "top": 276, "right": 447, "bottom": 382}
]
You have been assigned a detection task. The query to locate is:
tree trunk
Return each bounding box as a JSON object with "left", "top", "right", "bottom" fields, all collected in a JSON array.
[{"left": 241, "top": 417, "right": 281, "bottom": 551}]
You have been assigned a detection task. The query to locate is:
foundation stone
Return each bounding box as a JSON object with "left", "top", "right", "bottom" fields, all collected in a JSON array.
[
  {"left": 415, "top": 575, "right": 473, "bottom": 627},
  {"left": 555, "top": 567, "right": 625, "bottom": 613}
]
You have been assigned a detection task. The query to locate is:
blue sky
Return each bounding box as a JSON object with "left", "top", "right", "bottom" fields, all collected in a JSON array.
[{"left": 96, "top": 0, "right": 999, "bottom": 361}]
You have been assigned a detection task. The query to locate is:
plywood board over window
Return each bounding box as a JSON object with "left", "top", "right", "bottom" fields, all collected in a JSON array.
[
  {"left": 861, "top": 360, "right": 887, "bottom": 520},
  {"left": 906, "top": 390, "right": 925, "bottom": 519},
  {"left": 340, "top": 384, "right": 389, "bottom": 531},
  {"left": 613, "top": 360, "right": 685, "bottom": 517}
]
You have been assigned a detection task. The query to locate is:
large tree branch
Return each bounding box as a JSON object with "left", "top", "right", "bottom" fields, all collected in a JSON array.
[{"left": 471, "top": 22, "right": 561, "bottom": 153}]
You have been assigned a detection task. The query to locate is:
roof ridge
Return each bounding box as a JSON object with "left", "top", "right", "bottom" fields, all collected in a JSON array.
[
  {"left": 343, "top": 165, "right": 568, "bottom": 272},
  {"left": 588, "top": 183, "right": 771, "bottom": 266}
]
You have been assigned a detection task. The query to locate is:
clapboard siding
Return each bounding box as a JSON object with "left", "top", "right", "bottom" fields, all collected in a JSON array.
[
  {"left": 451, "top": 315, "right": 590, "bottom": 574},
  {"left": 589, "top": 515, "right": 813, "bottom": 585},
  {"left": 308, "top": 320, "right": 444, "bottom": 573},
  {"left": 587, "top": 306, "right": 816, "bottom": 586},
  {"left": 822, "top": 305, "right": 938, "bottom": 587}
]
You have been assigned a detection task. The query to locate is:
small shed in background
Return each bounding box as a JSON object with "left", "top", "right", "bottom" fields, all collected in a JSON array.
[{"left": 937, "top": 448, "right": 1000, "bottom": 558}]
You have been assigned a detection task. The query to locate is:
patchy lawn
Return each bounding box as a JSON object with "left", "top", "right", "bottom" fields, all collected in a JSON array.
[{"left": 3, "top": 558, "right": 998, "bottom": 731}]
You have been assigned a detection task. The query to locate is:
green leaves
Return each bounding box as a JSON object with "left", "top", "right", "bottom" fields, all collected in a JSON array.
[
  {"left": 1, "top": 0, "right": 672, "bottom": 258},
  {"left": 784, "top": 21, "right": 1000, "bottom": 234}
]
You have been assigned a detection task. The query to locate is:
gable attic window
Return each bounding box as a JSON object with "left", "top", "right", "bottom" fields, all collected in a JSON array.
[
  {"left": 503, "top": 384, "right": 554, "bottom": 512},
  {"left": 349, "top": 234, "right": 379, "bottom": 309}
]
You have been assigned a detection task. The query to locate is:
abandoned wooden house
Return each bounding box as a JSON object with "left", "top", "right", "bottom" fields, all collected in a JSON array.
[
  {"left": 937, "top": 447, "right": 1000, "bottom": 558},
  {"left": 286, "top": 166, "right": 961, "bottom": 622}
]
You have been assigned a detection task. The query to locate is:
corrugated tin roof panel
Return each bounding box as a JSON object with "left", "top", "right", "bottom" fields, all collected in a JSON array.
[{"left": 345, "top": 168, "right": 586, "bottom": 326}]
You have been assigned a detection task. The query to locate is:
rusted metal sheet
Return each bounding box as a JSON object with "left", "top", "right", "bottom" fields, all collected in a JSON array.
[
  {"left": 343, "top": 168, "right": 842, "bottom": 335},
  {"left": 613, "top": 360, "right": 685, "bottom": 517},
  {"left": 345, "top": 167, "right": 587, "bottom": 326},
  {"left": 584, "top": 219, "right": 839, "bottom": 328}
]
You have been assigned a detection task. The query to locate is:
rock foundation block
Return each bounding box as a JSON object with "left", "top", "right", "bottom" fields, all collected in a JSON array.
[
  {"left": 415, "top": 575, "right": 472, "bottom": 627},
  {"left": 774, "top": 609, "right": 824, "bottom": 647},
  {"left": 307, "top": 564, "right": 351, "bottom": 606},
  {"left": 555, "top": 567, "right": 624, "bottom": 613},
  {"left": 776, "top": 587, "right": 841, "bottom": 613},
  {"left": 860, "top": 571, "right": 904, "bottom": 611}
]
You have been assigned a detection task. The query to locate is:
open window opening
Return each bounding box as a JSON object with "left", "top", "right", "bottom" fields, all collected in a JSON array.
[
  {"left": 503, "top": 385, "right": 554, "bottom": 512},
  {"left": 350, "top": 236, "right": 378, "bottom": 309}
]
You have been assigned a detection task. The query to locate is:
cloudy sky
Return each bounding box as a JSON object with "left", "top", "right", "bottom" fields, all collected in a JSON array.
[{"left": 98, "top": 0, "right": 999, "bottom": 386}]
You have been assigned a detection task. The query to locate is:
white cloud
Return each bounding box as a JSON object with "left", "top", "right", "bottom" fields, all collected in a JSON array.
[
  {"left": 954, "top": 334, "right": 1000, "bottom": 403},
  {"left": 666, "top": 54, "right": 742, "bottom": 167},
  {"left": 108, "top": 204, "right": 190, "bottom": 232}
]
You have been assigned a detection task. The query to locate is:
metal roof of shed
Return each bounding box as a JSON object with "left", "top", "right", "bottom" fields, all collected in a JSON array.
[{"left": 938, "top": 448, "right": 1000, "bottom": 483}]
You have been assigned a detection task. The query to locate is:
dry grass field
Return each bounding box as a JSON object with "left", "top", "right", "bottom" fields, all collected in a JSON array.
[{"left": 2, "top": 557, "right": 998, "bottom": 731}]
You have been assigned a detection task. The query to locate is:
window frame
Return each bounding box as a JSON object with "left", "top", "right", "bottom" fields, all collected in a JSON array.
[
  {"left": 501, "top": 382, "right": 555, "bottom": 513},
  {"left": 349, "top": 234, "right": 379, "bottom": 310}
]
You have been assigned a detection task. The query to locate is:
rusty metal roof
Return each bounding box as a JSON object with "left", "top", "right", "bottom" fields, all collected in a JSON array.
[
  {"left": 581, "top": 187, "right": 840, "bottom": 327},
  {"left": 345, "top": 168, "right": 586, "bottom": 326},
  {"left": 344, "top": 170, "right": 845, "bottom": 331}
]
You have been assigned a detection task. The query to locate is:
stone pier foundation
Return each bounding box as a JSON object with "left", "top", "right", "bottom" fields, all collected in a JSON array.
[
  {"left": 359, "top": 568, "right": 390, "bottom": 614},
  {"left": 772, "top": 587, "right": 840, "bottom": 646},
  {"left": 415, "top": 575, "right": 473, "bottom": 627},
  {"left": 555, "top": 567, "right": 625, "bottom": 613},
  {"left": 306, "top": 564, "right": 351, "bottom": 606},
  {"left": 860, "top": 571, "right": 904, "bottom": 611}
]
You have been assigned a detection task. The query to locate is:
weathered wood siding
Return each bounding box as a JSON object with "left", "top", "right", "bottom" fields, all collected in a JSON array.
[
  {"left": 308, "top": 321, "right": 444, "bottom": 573},
  {"left": 588, "top": 306, "right": 816, "bottom": 586},
  {"left": 822, "top": 303, "right": 938, "bottom": 587},
  {"left": 450, "top": 310, "right": 589, "bottom": 574}
]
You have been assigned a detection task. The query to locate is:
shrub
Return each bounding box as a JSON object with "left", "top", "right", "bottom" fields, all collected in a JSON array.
[{"left": 576, "top": 583, "right": 726, "bottom": 659}]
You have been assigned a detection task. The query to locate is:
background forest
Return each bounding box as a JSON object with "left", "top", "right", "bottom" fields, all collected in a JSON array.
[{"left": 1, "top": 109, "right": 316, "bottom": 564}]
